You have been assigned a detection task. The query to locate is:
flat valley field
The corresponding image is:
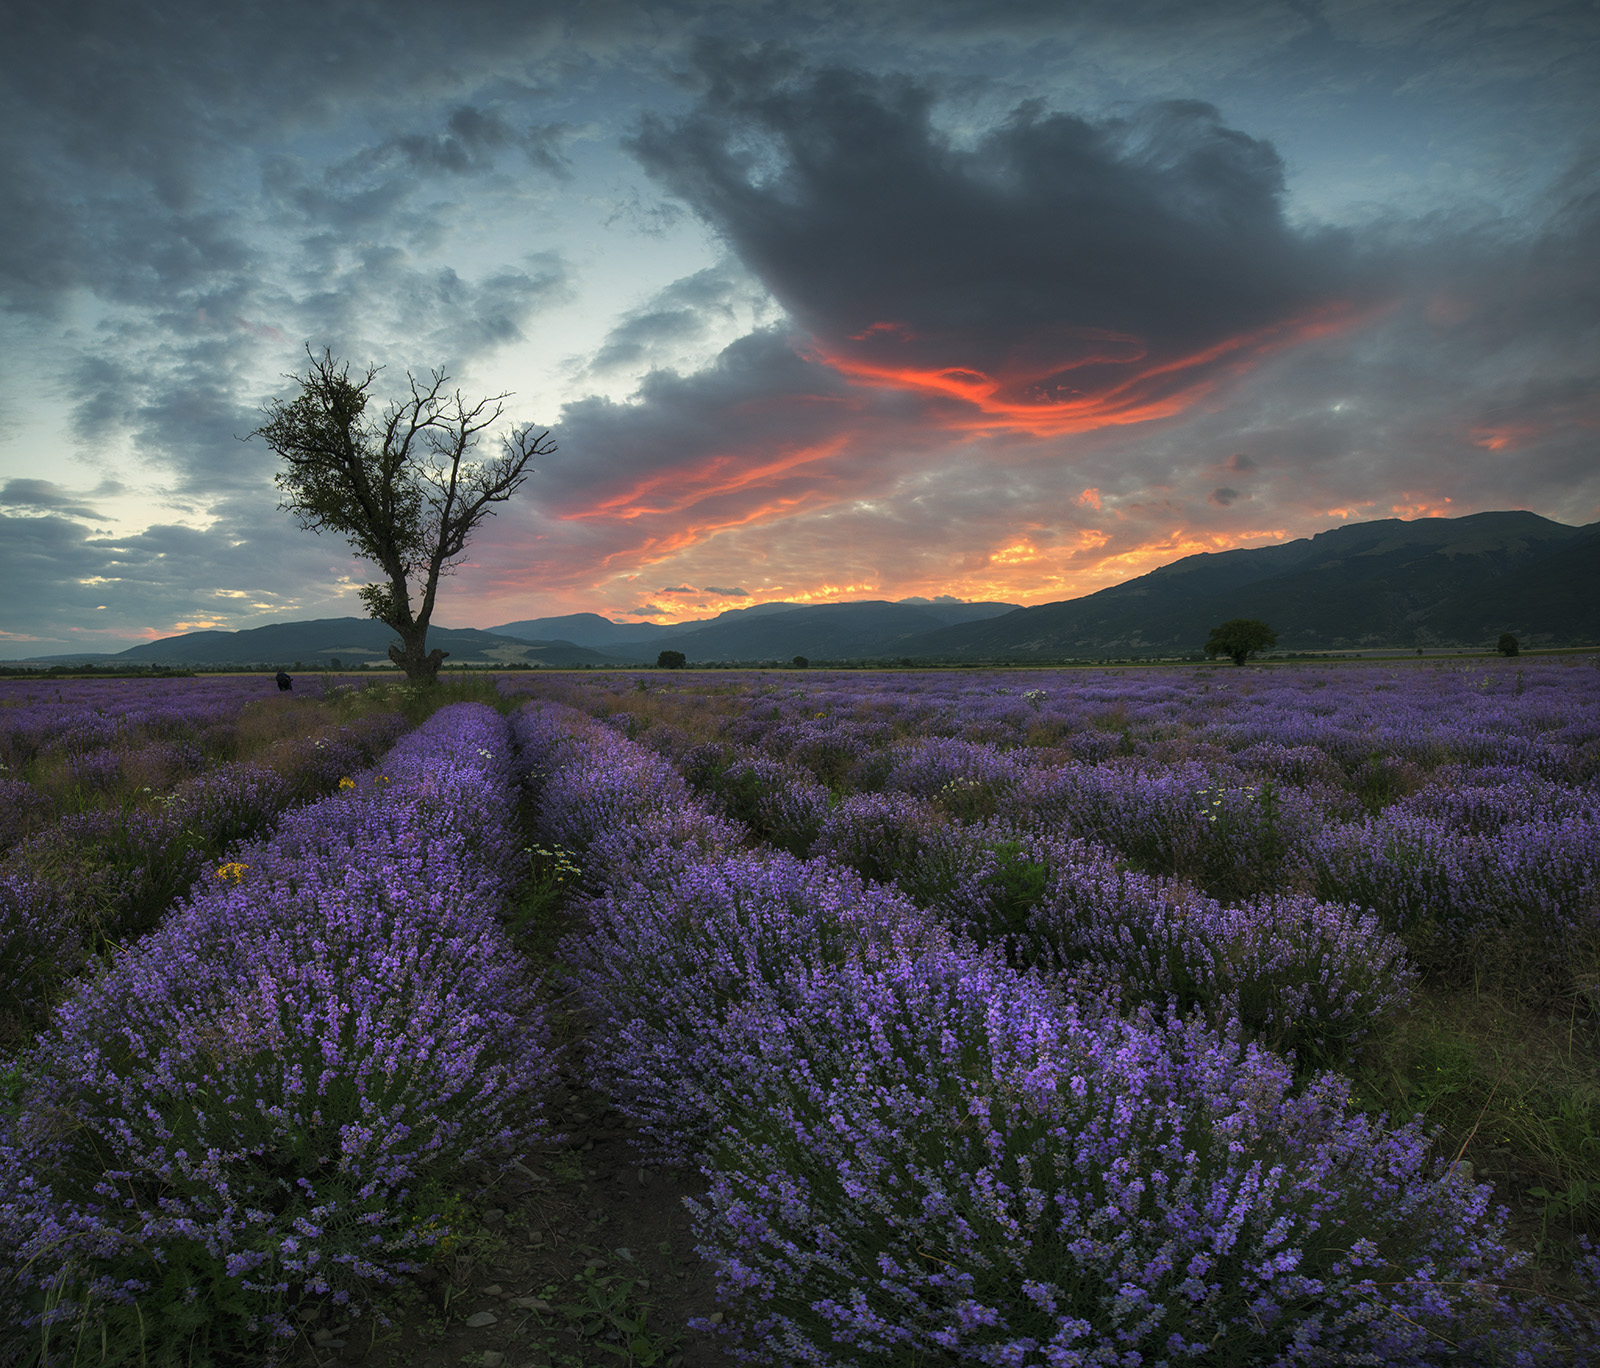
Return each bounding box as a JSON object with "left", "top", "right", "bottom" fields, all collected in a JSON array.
[{"left": 2, "top": 660, "right": 1599, "bottom": 1365}]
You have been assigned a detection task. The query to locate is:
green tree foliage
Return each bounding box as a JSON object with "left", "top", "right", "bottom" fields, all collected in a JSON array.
[
  {"left": 793, "top": 655, "right": 809, "bottom": 668},
  {"left": 1205, "top": 618, "right": 1279, "bottom": 666},
  {"left": 252, "top": 348, "right": 555, "bottom": 683},
  {"left": 1497, "top": 632, "right": 1520, "bottom": 657},
  {"left": 657, "top": 650, "right": 687, "bottom": 669}
]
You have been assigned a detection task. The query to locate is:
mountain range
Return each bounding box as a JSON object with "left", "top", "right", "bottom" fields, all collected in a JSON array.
[
  {"left": 890, "top": 510, "right": 1598, "bottom": 660},
  {"left": 15, "top": 511, "right": 1596, "bottom": 668}
]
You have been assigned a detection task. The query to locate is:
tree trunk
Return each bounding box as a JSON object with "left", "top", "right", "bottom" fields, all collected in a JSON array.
[{"left": 388, "top": 625, "right": 448, "bottom": 683}]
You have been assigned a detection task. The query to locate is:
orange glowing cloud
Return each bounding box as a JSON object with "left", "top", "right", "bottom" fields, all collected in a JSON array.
[
  {"left": 1389, "top": 495, "right": 1454, "bottom": 519},
  {"left": 575, "top": 434, "right": 855, "bottom": 523},
  {"left": 990, "top": 540, "right": 1044, "bottom": 566},
  {"left": 1471, "top": 422, "right": 1541, "bottom": 452},
  {"left": 804, "top": 304, "right": 1361, "bottom": 436}
]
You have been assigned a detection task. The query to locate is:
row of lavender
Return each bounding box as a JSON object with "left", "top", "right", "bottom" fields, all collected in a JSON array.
[
  {"left": 554, "top": 660, "right": 1600, "bottom": 993},
  {"left": 0, "top": 703, "right": 559, "bottom": 1363},
  {"left": 1, "top": 679, "right": 408, "bottom": 1046},
  {"left": 517, "top": 697, "right": 1587, "bottom": 1364}
]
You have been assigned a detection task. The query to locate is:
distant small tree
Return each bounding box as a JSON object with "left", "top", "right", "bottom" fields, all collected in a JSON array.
[
  {"left": 1205, "top": 618, "right": 1278, "bottom": 666},
  {"left": 657, "top": 650, "right": 687, "bottom": 670},
  {"left": 252, "top": 347, "right": 555, "bottom": 684},
  {"left": 793, "top": 655, "right": 809, "bottom": 668},
  {"left": 1497, "top": 633, "right": 1520, "bottom": 657}
]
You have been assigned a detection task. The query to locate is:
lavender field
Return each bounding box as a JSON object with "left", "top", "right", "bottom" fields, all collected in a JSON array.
[{"left": 1, "top": 661, "right": 1598, "bottom": 1364}]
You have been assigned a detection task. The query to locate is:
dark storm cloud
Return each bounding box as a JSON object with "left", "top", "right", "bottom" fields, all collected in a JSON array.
[
  {"left": 543, "top": 326, "right": 864, "bottom": 510},
  {"left": 0, "top": 480, "right": 112, "bottom": 522},
  {"left": 628, "top": 50, "right": 1359, "bottom": 428},
  {"left": 702, "top": 585, "right": 749, "bottom": 595}
]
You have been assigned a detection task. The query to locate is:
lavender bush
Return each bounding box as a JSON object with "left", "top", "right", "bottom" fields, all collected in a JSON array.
[
  {"left": 0, "top": 876, "right": 82, "bottom": 1053},
  {"left": 561, "top": 849, "right": 947, "bottom": 1164},
  {"left": 689, "top": 953, "right": 1528, "bottom": 1366},
  {"left": 499, "top": 662, "right": 1599, "bottom": 1355},
  {"left": 0, "top": 779, "right": 53, "bottom": 858},
  {"left": 0, "top": 703, "right": 557, "bottom": 1363},
  {"left": 709, "top": 755, "right": 833, "bottom": 857}
]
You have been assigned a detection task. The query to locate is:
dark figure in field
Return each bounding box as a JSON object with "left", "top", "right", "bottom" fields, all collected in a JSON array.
[{"left": 275, "top": 671, "right": 293, "bottom": 692}]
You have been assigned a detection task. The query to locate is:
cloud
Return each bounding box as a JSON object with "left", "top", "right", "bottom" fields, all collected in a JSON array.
[
  {"left": 0, "top": 503, "right": 373, "bottom": 656},
  {"left": 387, "top": 106, "right": 578, "bottom": 180},
  {"left": 625, "top": 603, "right": 670, "bottom": 616},
  {"left": 658, "top": 585, "right": 699, "bottom": 594},
  {"left": 584, "top": 262, "right": 773, "bottom": 377},
  {"left": 628, "top": 51, "right": 1360, "bottom": 437},
  {"left": 0, "top": 479, "right": 112, "bottom": 521},
  {"left": 468, "top": 55, "right": 1378, "bottom": 606},
  {"left": 7, "top": 6, "right": 1598, "bottom": 647}
]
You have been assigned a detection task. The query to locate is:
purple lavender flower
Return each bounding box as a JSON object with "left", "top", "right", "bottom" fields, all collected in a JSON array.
[
  {"left": 688, "top": 956, "right": 1524, "bottom": 1366},
  {"left": 0, "top": 703, "right": 559, "bottom": 1356}
]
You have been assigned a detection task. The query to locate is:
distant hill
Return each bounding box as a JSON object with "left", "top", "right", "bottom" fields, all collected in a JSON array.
[
  {"left": 894, "top": 511, "right": 1600, "bottom": 659},
  {"left": 488, "top": 602, "right": 809, "bottom": 650},
  {"left": 573, "top": 600, "right": 1024, "bottom": 663},
  {"left": 486, "top": 598, "right": 1015, "bottom": 655},
  {"left": 22, "top": 618, "right": 630, "bottom": 668}
]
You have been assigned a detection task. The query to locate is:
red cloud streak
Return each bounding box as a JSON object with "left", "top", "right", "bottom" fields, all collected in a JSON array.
[{"left": 806, "top": 303, "right": 1361, "bottom": 436}]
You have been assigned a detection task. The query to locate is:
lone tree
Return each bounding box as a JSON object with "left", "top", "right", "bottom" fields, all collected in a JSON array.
[
  {"left": 1497, "top": 632, "right": 1520, "bottom": 657},
  {"left": 252, "top": 347, "right": 555, "bottom": 683},
  {"left": 1205, "top": 618, "right": 1278, "bottom": 666},
  {"left": 657, "top": 650, "right": 687, "bottom": 670}
]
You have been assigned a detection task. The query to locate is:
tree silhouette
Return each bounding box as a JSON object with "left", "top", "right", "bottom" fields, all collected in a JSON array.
[
  {"left": 252, "top": 347, "right": 554, "bottom": 683},
  {"left": 1497, "top": 633, "right": 1520, "bottom": 657},
  {"left": 1205, "top": 618, "right": 1278, "bottom": 666},
  {"left": 657, "top": 650, "right": 687, "bottom": 669}
]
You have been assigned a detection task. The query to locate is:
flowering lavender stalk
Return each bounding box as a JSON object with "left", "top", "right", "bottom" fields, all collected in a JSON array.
[
  {"left": 0, "top": 875, "right": 83, "bottom": 1052},
  {"left": 0, "top": 703, "right": 557, "bottom": 1359},
  {"left": 561, "top": 849, "right": 948, "bottom": 1164},
  {"left": 688, "top": 953, "right": 1528, "bottom": 1366},
  {"left": 0, "top": 780, "right": 53, "bottom": 857}
]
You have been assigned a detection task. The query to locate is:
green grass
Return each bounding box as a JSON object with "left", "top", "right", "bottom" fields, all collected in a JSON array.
[{"left": 1352, "top": 981, "right": 1600, "bottom": 1240}]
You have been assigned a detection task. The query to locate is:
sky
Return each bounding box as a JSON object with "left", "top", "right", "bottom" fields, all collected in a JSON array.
[{"left": 1, "top": 0, "right": 1597, "bottom": 658}]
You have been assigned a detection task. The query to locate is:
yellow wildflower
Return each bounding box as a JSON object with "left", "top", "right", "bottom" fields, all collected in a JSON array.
[
  {"left": 216, "top": 862, "right": 249, "bottom": 884},
  {"left": 339, "top": 777, "right": 356, "bottom": 791}
]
